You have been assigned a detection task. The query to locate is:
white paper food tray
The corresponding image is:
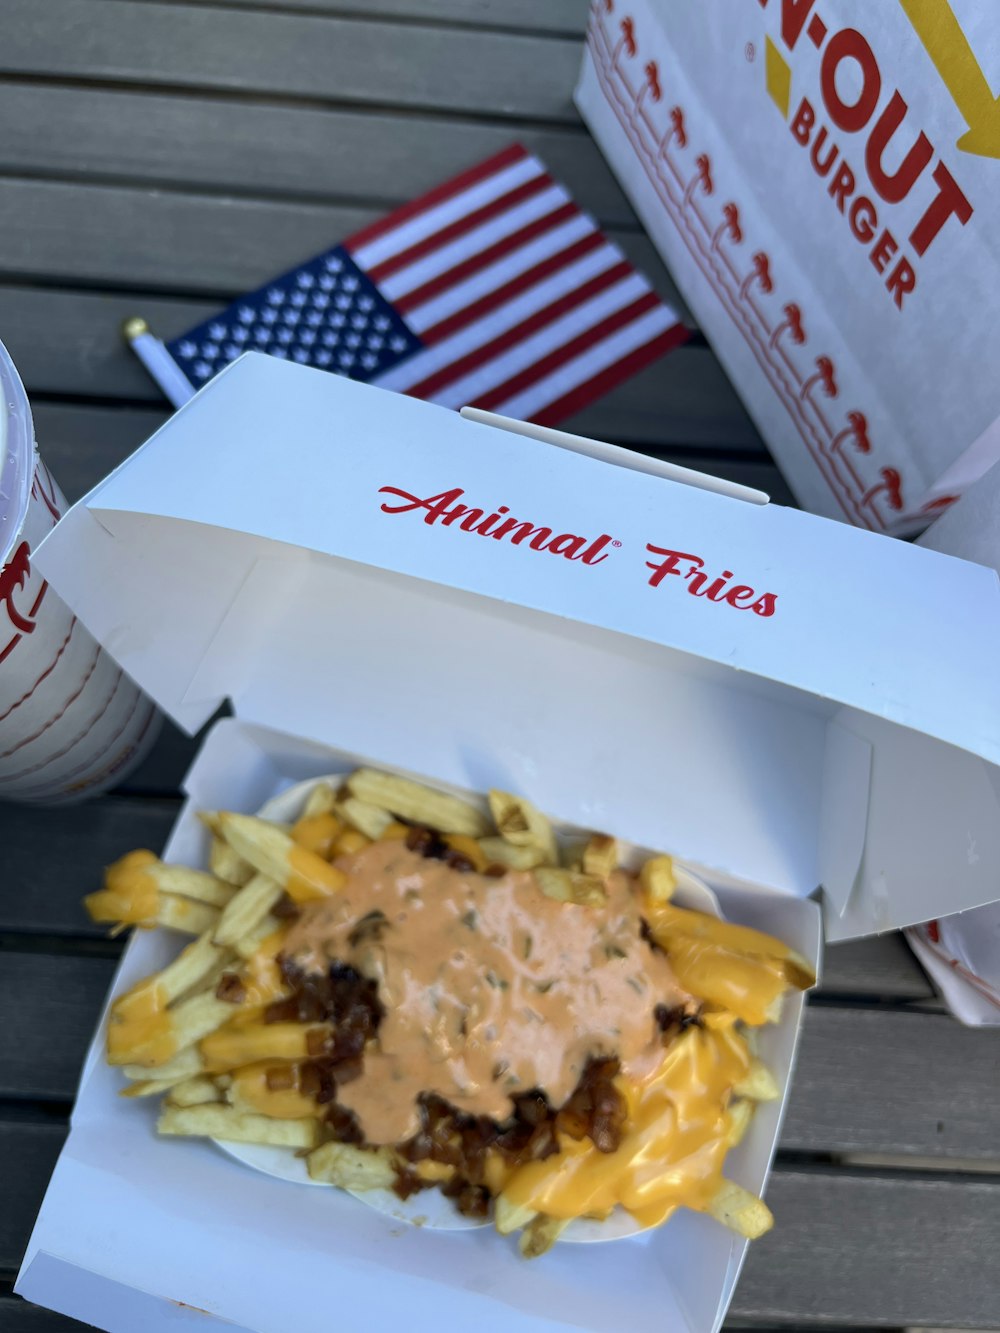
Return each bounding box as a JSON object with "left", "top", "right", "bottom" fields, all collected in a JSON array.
[{"left": 17, "top": 354, "right": 1000, "bottom": 1332}]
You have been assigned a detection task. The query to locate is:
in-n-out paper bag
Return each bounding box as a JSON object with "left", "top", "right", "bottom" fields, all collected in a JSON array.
[{"left": 576, "top": 0, "right": 1000, "bottom": 534}]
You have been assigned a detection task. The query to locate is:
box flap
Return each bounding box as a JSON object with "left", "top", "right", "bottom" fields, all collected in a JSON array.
[{"left": 35, "top": 354, "right": 1000, "bottom": 933}]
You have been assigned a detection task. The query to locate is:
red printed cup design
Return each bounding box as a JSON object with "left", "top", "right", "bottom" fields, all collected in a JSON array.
[{"left": 0, "top": 348, "right": 160, "bottom": 804}]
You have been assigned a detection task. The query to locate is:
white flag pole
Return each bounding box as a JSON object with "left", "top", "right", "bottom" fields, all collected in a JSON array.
[{"left": 122, "top": 318, "right": 196, "bottom": 409}]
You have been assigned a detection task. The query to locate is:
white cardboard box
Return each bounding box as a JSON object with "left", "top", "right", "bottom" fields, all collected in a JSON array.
[{"left": 17, "top": 354, "right": 1000, "bottom": 1332}]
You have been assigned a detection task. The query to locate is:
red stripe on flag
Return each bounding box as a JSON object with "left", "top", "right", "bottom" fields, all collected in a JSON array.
[
  {"left": 343, "top": 143, "right": 529, "bottom": 253},
  {"left": 394, "top": 201, "right": 579, "bottom": 314},
  {"left": 366, "top": 173, "right": 552, "bottom": 283},
  {"left": 468, "top": 291, "right": 664, "bottom": 413},
  {"left": 406, "top": 260, "right": 634, "bottom": 400},
  {"left": 419, "top": 231, "right": 607, "bottom": 346},
  {"left": 530, "top": 323, "right": 691, "bottom": 427}
]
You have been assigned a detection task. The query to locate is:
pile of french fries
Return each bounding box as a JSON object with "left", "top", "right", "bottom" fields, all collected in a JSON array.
[{"left": 86, "top": 768, "right": 814, "bottom": 1258}]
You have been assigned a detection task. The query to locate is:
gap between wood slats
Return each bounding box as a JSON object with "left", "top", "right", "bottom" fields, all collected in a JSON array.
[
  {"left": 102, "top": 0, "right": 591, "bottom": 42},
  {"left": 2, "top": 0, "right": 584, "bottom": 125}
]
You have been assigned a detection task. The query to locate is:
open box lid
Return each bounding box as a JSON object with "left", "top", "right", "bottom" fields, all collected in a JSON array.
[{"left": 35, "top": 354, "right": 1000, "bottom": 940}]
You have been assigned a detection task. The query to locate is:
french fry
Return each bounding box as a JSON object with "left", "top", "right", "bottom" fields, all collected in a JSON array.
[
  {"left": 734, "top": 1059, "right": 780, "bottom": 1102},
  {"left": 477, "top": 837, "right": 548, "bottom": 871},
  {"left": 212, "top": 873, "right": 284, "bottom": 949},
  {"left": 152, "top": 865, "right": 235, "bottom": 909},
  {"left": 707, "top": 1179, "right": 773, "bottom": 1239},
  {"left": 519, "top": 1213, "right": 570, "bottom": 1259},
  {"left": 213, "top": 813, "right": 345, "bottom": 903},
  {"left": 166, "top": 1075, "right": 224, "bottom": 1107},
  {"left": 639, "top": 855, "right": 676, "bottom": 904},
  {"left": 158, "top": 1103, "right": 320, "bottom": 1149},
  {"left": 86, "top": 852, "right": 236, "bottom": 928},
  {"left": 122, "top": 1046, "right": 202, "bottom": 1084},
  {"left": 533, "top": 867, "right": 607, "bottom": 908},
  {"left": 302, "top": 782, "right": 338, "bottom": 817},
  {"left": 726, "top": 1099, "right": 755, "bottom": 1147},
  {"left": 121, "top": 1075, "right": 194, "bottom": 1099},
  {"left": 232, "top": 912, "right": 284, "bottom": 960},
  {"left": 200, "top": 1023, "right": 318, "bottom": 1072},
  {"left": 582, "top": 834, "right": 619, "bottom": 880},
  {"left": 154, "top": 931, "right": 231, "bottom": 1005},
  {"left": 331, "top": 828, "right": 372, "bottom": 857},
  {"left": 107, "top": 988, "right": 233, "bottom": 1068},
  {"left": 494, "top": 1194, "right": 538, "bottom": 1236},
  {"left": 156, "top": 895, "right": 220, "bottom": 936},
  {"left": 337, "top": 796, "right": 393, "bottom": 841},
  {"left": 209, "top": 836, "right": 254, "bottom": 887},
  {"left": 167, "top": 991, "right": 238, "bottom": 1051},
  {"left": 348, "top": 768, "right": 490, "bottom": 837},
  {"left": 488, "top": 791, "right": 558, "bottom": 863},
  {"left": 307, "top": 1142, "right": 398, "bottom": 1191}
]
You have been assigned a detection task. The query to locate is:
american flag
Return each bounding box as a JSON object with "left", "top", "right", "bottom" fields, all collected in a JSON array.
[{"left": 161, "top": 144, "right": 687, "bottom": 426}]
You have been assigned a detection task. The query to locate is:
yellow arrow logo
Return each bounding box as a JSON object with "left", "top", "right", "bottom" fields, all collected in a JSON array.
[{"left": 900, "top": 0, "right": 1000, "bottom": 159}]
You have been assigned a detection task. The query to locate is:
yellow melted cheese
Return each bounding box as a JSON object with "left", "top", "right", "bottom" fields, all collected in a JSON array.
[
  {"left": 85, "top": 849, "right": 159, "bottom": 926},
  {"left": 501, "top": 1023, "right": 751, "bottom": 1226},
  {"left": 106, "top": 975, "right": 175, "bottom": 1066}
]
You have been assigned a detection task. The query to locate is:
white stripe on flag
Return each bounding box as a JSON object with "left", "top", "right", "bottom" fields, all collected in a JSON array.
[
  {"left": 350, "top": 156, "right": 544, "bottom": 271},
  {"left": 376, "top": 185, "right": 572, "bottom": 303},
  {"left": 373, "top": 244, "right": 624, "bottom": 393},
  {"left": 402, "top": 215, "right": 596, "bottom": 334},
  {"left": 424, "top": 274, "right": 651, "bottom": 410},
  {"left": 486, "top": 305, "right": 678, "bottom": 421}
]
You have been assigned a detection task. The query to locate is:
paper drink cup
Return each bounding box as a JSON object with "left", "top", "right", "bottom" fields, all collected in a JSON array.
[{"left": 0, "top": 340, "right": 160, "bottom": 803}]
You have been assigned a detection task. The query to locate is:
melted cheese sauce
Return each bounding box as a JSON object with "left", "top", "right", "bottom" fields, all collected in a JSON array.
[
  {"left": 280, "top": 841, "right": 691, "bottom": 1143},
  {"left": 644, "top": 902, "right": 800, "bottom": 1025},
  {"left": 85, "top": 850, "right": 159, "bottom": 926},
  {"left": 500, "top": 1019, "right": 751, "bottom": 1224},
  {"left": 106, "top": 975, "right": 176, "bottom": 1066}
]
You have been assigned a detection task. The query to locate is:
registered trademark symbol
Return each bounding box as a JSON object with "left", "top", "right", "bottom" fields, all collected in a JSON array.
[
  {"left": 745, "top": 41, "right": 756, "bottom": 62},
  {"left": 611, "top": 539, "right": 622, "bottom": 548}
]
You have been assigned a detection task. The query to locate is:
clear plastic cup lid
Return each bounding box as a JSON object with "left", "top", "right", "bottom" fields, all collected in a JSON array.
[{"left": 0, "top": 338, "right": 35, "bottom": 567}]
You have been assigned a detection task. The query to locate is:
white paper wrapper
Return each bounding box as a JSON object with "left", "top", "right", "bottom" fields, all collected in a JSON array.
[{"left": 0, "top": 341, "right": 160, "bottom": 802}]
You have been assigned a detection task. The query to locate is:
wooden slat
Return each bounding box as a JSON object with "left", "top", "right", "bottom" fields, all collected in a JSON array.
[
  {"left": 2, "top": 0, "right": 582, "bottom": 122},
  {"left": 783, "top": 1008, "right": 1000, "bottom": 1160},
  {"left": 821, "top": 935, "right": 933, "bottom": 1000},
  {"left": 736, "top": 1168, "right": 1000, "bottom": 1329},
  {"left": 0, "top": 797, "right": 178, "bottom": 936},
  {"left": 0, "top": 1120, "right": 66, "bottom": 1276},
  {"left": 3, "top": 1125, "right": 997, "bottom": 1328},
  {"left": 0, "top": 82, "right": 640, "bottom": 229},
  {"left": 30, "top": 402, "right": 169, "bottom": 502},
  {"left": 0, "top": 177, "right": 682, "bottom": 309},
  {"left": 0, "top": 957, "right": 116, "bottom": 1102},
  {"left": 173, "top": 0, "right": 591, "bottom": 37}
]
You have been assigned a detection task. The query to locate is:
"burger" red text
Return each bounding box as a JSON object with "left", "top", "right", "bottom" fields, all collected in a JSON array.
[{"left": 774, "top": 0, "right": 973, "bottom": 311}]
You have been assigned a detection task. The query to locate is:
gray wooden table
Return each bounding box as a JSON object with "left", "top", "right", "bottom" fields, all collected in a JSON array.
[{"left": 1, "top": 3, "right": 998, "bottom": 1330}]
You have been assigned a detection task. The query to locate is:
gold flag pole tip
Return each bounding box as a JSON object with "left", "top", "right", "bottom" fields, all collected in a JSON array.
[{"left": 122, "top": 317, "right": 150, "bottom": 343}]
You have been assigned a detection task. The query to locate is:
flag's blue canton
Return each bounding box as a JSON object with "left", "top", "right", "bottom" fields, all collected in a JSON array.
[{"left": 167, "top": 248, "right": 423, "bottom": 387}]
